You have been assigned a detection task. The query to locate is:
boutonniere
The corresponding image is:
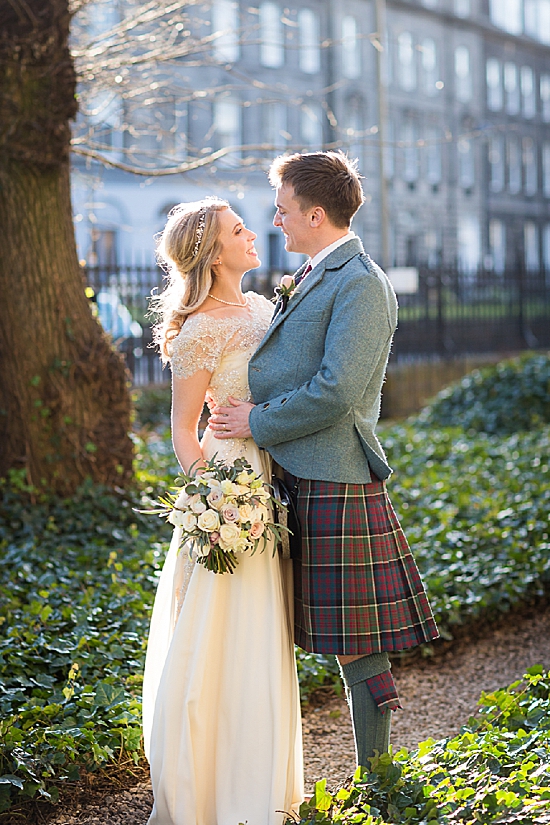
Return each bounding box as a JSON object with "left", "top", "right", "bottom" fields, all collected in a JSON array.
[{"left": 273, "top": 275, "right": 298, "bottom": 313}]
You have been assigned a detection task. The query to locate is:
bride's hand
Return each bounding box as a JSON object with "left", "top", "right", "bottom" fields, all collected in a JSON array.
[{"left": 209, "top": 397, "right": 254, "bottom": 439}]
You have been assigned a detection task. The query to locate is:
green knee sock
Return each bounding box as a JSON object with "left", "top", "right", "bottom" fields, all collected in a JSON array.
[{"left": 340, "top": 653, "right": 392, "bottom": 769}]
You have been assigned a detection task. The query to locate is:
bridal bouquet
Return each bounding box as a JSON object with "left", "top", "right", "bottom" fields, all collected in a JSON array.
[{"left": 150, "top": 456, "right": 287, "bottom": 574}]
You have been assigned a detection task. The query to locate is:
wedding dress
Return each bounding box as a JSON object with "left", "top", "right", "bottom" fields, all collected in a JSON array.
[{"left": 142, "top": 293, "right": 304, "bottom": 825}]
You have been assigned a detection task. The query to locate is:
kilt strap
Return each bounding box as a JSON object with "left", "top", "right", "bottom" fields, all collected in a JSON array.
[
  {"left": 341, "top": 652, "right": 401, "bottom": 714},
  {"left": 366, "top": 671, "right": 401, "bottom": 714}
]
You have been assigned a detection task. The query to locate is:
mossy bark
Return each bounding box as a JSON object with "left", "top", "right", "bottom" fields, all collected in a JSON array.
[{"left": 0, "top": 1, "right": 133, "bottom": 494}]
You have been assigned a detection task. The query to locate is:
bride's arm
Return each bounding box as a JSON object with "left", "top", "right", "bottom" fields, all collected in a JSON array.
[{"left": 171, "top": 369, "right": 212, "bottom": 474}]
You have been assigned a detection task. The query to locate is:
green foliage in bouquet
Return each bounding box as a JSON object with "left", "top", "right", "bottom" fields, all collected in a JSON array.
[
  {"left": 293, "top": 666, "right": 550, "bottom": 825},
  {"left": 418, "top": 351, "right": 550, "bottom": 435},
  {"left": 146, "top": 456, "right": 287, "bottom": 574}
]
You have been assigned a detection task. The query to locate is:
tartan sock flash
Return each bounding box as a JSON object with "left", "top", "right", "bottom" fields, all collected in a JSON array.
[{"left": 340, "top": 653, "right": 393, "bottom": 768}]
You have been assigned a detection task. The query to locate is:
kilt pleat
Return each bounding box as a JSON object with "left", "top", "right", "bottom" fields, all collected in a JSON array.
[{"left": 293, "top": 478, "right": 439, "bottom": 655}]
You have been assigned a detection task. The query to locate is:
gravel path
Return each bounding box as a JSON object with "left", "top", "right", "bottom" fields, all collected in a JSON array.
[{"left": 46, "top": 605, "right": 550, "bottom": 825}]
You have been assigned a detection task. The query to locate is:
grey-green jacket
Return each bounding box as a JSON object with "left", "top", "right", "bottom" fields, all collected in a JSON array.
[{"left": 248, "top": 237, "right": 397, "bottom": 484}]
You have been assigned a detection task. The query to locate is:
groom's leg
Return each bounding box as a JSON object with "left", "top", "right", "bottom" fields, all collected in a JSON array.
[{"left": 338, "top": 652, "right": 398, "bottom": 769}]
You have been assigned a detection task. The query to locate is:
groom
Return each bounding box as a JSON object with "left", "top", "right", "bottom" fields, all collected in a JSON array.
[{"left": 210, "top": 151, "right": 438, "bottom": 766}]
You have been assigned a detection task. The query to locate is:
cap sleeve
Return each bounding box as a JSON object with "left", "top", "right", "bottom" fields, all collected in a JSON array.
[{"left": 169, "top": 315, "right": 226, "bottom": 380}]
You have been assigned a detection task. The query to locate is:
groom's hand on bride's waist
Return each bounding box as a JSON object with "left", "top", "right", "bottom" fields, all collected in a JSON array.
[{"left": 209, "top": 397, "right": 254, "bottom": 439}]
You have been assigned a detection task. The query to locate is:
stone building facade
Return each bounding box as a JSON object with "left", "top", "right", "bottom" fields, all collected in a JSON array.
[{"left": 72, "top": 0, "right": 550, "bottom": 278}]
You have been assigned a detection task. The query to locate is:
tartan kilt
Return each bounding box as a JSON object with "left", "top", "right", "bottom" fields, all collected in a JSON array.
[{"left": 293, "top": 477, "right": 439, "bottom": 655}]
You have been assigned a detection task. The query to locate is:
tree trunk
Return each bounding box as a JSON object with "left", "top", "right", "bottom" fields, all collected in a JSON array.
[{"left": 0, "top": 0, "right": 133, "bottom": 494}]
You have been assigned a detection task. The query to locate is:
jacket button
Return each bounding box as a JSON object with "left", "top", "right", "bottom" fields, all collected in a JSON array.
[
  {"left": 263, "top": 402, "right": 270, "bottom": 409},
  {"left": 280, "top": 398, "right": 287, "bottom": 404}
]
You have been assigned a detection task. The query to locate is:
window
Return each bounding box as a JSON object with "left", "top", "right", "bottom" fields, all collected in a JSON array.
[
  {"left": 421, "top": 38, "right": 438, "bottom": 96},
  {"left": 524, "top": 0, "right": 539, "bottom": 36},
  {"left": 454, "top": 0, "right": 471, "bottom": 16},
  {"left": 212, "top": 0, "right": 239, "bottom": 62},
  {"left": 397, "top": 32, "right": 416, "bottom": 91},
  {"left": 458, "top": 215, "right": 481, "bottom": 272},
  {"left": 426, "top": 126, "right": 442, "bottom": 185},
  {"left": 521, "top": 66, "right": 536, "bottom": 118},
  {"left": 543, "top": 142, "right": 550, "bottom": 197},
  {"left": 504, "top": 63, "right": 520, "bottom": 115},
  {"left": 524, "top": 222, "right": 540, "bottom": 271},
  {"left": 541, "top": 75, "right": 550, "bottom": 122},
  {"left": 298, "top": 9, "right": 320, "bottom": 74},
  {"left": 87, "top": 91, "right": 122, "bottom": 151},
  {"left": 125, "top": 100, "right": 176, "bottom": 159},
  {"left": 455, "top": 46, "right": 472, "bottom": 103},
  {"left": 489, "top": 219, "right": 506, "bottom": 274},
  {"left": 262, "top": 102, "right": 288, "bottom": 150},
  {"left": 260, "top": 3, "right": 284, "bottom": 68},
  {"left": 489, "top": 0, "right": 522, "bottom": 35},
  {"left": 486, "top": 59, "right": 502, "bottom": 111},
  {"left": 90, "top": 229, "right": 117, "bottom": 267},
  {"left": 523, "top": 137, "right": 538, "bottom": 195},
  {"left": 525, "top": 0, "right": 550, "bottom": 44},
  {"left": 508, "top": 136, "right": 522, "bottom": 194},
  {"left": 342, "top": 17, "right": 361, "bottom": 80},
  {"left": 458, "top": 139, "right": 475, "bottom": 189},
  {"left": 213, "top": 98, "right": 241, "bottom": 166},
  {"left": 540, "top": 0, "right": 550, "bottom": 45},
  {"left": 401, "top": 119, "right": 418, "bottom": 183},
  {"left": 543, "top": 224, "right": 550, "bottom": 277},
  {"left": 300, "top": 103, "right": 323, "bottom": 147},
  {"left": 489, "top": 136, "right": 505, "bottom": 192}
]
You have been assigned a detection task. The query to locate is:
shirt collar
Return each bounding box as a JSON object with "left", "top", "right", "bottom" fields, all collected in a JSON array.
[{"left": 308, "top": 231, "right": 356, "bottom": 271}]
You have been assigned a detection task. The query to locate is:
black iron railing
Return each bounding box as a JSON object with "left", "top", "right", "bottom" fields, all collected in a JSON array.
[{"left": 84, "top": 263, "right": 550, "bottom": 385}]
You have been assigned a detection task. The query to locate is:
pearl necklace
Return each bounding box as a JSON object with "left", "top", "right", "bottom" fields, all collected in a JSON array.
[{"left": 208, "top": 293, "right": 248, "bottom": 307}]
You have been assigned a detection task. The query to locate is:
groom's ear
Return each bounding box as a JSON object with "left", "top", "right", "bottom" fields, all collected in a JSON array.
[{"left": 309, "top": 206, "right": 326, "bottom": 228}]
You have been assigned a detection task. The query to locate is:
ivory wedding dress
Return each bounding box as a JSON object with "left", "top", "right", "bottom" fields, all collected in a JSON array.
[{"left": 142, "top": 293, "right": 304, "bottom": 825}]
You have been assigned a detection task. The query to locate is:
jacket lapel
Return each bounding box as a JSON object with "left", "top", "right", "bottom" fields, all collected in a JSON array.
[{"left": 260, "top": 237, "right": 365, "bottom": 350}]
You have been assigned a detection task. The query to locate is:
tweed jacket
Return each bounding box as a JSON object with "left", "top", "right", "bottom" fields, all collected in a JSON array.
[{"left": 248, "top": 237, "right": 398, "bottom": 484}]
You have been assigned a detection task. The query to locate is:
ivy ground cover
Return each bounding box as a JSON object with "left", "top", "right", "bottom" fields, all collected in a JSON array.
[
  {"left": 1, "top": 413, "right": 549, "bottom": 812},
  {"left": 295, "top": 666, "right": 550, "bottom": 825}
]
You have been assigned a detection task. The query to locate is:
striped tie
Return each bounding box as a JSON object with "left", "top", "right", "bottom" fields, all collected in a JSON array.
[{"left": 294, "top": 262, "right": 312, "bottom": 287}]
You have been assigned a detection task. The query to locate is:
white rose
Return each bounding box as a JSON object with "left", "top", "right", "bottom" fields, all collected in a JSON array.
[
  {"left": 221, "top": 503, "right": 240, "bottom": 523},
  {"left": 181, "top": 511, "right": 198, "bottom": 531},
  {"left": 251, "top": 505, "right": 269, "bottom": 523},
  {"left": 219, "top": 522, "right": 240, "bottom": 547},
  {"left": 206, "top": 477, "right": 222, "bottom": 490},
  {"left": 197, "top": 509, "right": 220, "bottom": 532},
  {"left": 238, "top": 503, "right": 254, "bottom": 522},
  {"left": 207, "top": 488, "right": 225, "bottom": 510},
  {"left": 168, "top": 508, "right": 186, "bottom": 528},
  {"left": 190, "top": 495, "right": 207, "bottom": 514}
]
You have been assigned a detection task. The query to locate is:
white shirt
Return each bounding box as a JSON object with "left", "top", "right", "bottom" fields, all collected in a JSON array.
[{"left": 308, "top": 231, "right": 356, "bottom": 271}]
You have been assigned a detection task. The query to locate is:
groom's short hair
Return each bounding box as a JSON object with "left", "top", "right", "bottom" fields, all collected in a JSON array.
[{"left": 268, "top": 151, "right": 364, "bottom": 228}]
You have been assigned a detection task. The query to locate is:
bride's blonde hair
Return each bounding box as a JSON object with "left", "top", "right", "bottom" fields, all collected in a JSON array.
[{"left": 151, "top": 197, "right": 229, "bottom": 361}]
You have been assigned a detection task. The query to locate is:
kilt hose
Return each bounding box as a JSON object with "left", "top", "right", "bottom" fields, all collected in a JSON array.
[{"left": 292, "top": 477, "right": 439, "bottom": 656}]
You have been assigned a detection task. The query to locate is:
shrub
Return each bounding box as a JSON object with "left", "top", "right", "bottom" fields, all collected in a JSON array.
[
  {"left": 0, "top": 481, "right": 170, "bottom": 812},
  {"left": 418, "top": 351, "right": 550, "bottom": 435},
  {"left": 384, "top": 423, "right": 550, "bottom": 635}
]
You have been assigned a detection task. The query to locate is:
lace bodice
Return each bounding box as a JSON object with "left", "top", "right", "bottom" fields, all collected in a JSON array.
[{"left": 169, "top": 292, "right": 273, "bottom": 405}]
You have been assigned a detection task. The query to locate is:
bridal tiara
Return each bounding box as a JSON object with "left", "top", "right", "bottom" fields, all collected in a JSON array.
[{"left": 193, "top": 207, "right": 207, "bottom": 258}]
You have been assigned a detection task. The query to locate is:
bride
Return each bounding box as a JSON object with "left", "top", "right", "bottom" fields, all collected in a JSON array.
[{"left": 142, "top": 197, "right": 304, "bottom": 825}]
